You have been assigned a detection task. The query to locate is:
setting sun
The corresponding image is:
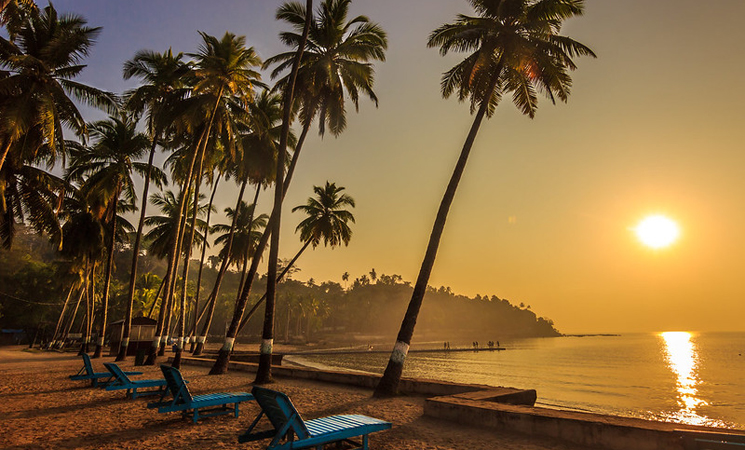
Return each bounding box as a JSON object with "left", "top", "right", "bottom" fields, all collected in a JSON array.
[{"left": 634, "top": 215, "right": 680, "bottom": 249}]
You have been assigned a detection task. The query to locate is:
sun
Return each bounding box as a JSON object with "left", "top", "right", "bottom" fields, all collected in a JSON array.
[{"left": 634, "top": 215, "right": 680, "bottom": 249}]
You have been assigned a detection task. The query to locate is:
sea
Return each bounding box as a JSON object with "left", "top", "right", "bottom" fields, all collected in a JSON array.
[{"left": 287, "top": 332, "right": 745, "bottom": 429}]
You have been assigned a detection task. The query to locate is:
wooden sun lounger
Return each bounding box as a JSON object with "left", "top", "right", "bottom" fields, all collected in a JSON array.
[
  {"left": 103, "top": 362, "right": 168, "bottom": 399},
  {"left": 239, "top": 386, "right": 391, "bottom": 450},
  {"left": 69, "top": 353, "right": 142, "bottom": 387},
  {"left": 153, "top": 365, "right": 253, "bottom": 423}
]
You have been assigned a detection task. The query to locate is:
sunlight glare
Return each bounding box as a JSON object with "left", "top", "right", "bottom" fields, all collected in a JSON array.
[
  {"left": 634, "top": 215, "right": 680, "bottom": 249},
  {"left": 659, "top": 331, "right": 710, "bottom": 426}
]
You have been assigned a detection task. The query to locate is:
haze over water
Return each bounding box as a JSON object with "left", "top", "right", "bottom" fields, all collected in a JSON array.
[{"left": 292, "top": 332, "right": 745, "bottom": 429}]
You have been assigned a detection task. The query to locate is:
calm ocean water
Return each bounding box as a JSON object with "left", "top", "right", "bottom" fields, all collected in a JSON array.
[{"left": 289, "top": 332, "right": 745, "bottom": 429}]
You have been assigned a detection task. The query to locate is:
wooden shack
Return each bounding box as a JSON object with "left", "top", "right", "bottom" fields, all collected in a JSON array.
[{"left": 108, "top": 317, "right": 157, "bottom": 356}]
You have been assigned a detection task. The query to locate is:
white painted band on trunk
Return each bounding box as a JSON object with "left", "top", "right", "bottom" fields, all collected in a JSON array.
[
  {"left": 152, "top": 336, "right": 161, "bottom": 348},
  {"left": 196, "top": 336, "right": 206, "bottom": 344},
  {"left": 391, "top": 340, "right": 410, "bottom": 364},
  {"left": 222, "top": 337, "right": 235, "bottom": 351},
  {"left": 121, "top": 338, "right": 129, "bottom": 347},
  {"left": 97, "top": 337, "right": 104, "bottom": 346},
  {"left": 177, "top": 337, "right": 184, "bottom": 349},
  {"left": 260, "top": 339, "right": 273, "bottom": 354}
]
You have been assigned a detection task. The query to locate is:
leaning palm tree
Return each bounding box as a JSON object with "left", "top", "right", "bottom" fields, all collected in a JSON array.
[
  {"left": 236, "top": 181, "right": 355, "bottom": 335},
  {"left": 117, "top": 48, "right": 191, "bottom": 361},
  {"left": 66, "top": 115, "right": 159, "bottom": 358},
  {"left": 0, "top": 3, "right": 117, "bottom": 174},
  {"left": 374, "top": 0, "right": 595, "bottom": 396}
]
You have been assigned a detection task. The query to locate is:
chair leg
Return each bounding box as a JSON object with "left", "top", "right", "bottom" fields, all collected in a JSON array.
[
  {"left": 234, "top": 403, "right": 239, "bottom": 418},
  {"left": 193, "top": 408, "right": 199, "bottom": 423},
  {"left": 363, "top": 435, "right": 369, "bottom": 450}
]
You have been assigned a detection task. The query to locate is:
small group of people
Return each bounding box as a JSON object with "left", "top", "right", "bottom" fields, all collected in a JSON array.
[
  {"left": 487, "top": 340, "right": 500, "bottom": 348},
  {"left": 442, "top": 341, "right": 451, "bottom": 350}
]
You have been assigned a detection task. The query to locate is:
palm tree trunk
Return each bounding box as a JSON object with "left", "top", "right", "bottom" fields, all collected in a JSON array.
[
  {"left": 61, "top": 288, "right": 84, "bottom": 349},
  {"left": 50, "top": 284, "right": 75, "bottom": 349},
  {"left": 144, "top": 257, "right": 173, "bottom": 365},
  {"left": 237, "top": 239, "right": 311, "bottom": 334},
  {"left": 147, "top": 276, "right": 167, "bottom": 318},
  {"left": 0, "top": 139, "right": 11, "bottom": 175},
  {"left": 118, "top": 138, "right": 159, "bottom": 361},
  {"left": 79, "top": 257, "right": 92, "bottom": 355},
  {"left": 373, "top": 70, "right": 501, "bottom": 398},
  {"left": 194, "top": 179, "right": 249, "bottom": 356},
  {"left": 161, "top": 97, "right": 218, "bottom": 359},
  {"left": 210, "top": 92, "right": 313, "bottom": 375},
  {"left": 94, "top": 195, "right": 119, "bottom": 358},
  {"left": 173, "top": 155, "right": 206, "bottom": 369},
  {"left": 252, "top": 3, "right": 312, "bottom": 382},
  {"left": 189, "top": 173, "right": 221, "bottom": 352}
]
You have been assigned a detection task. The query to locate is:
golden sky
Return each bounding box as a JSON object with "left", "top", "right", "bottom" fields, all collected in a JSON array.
[{"left": 57, "top": 0, "right": 745, "bottom": 334}]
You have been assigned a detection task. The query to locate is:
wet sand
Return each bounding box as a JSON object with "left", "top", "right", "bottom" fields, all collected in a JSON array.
[{"left": 0, "top": 346, "right": 593, "bottom": 449}]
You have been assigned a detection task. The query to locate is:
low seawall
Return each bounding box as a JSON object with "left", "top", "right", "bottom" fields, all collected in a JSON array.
[{"left": 179, "top": 357, "right": 743, "bottom": 450}]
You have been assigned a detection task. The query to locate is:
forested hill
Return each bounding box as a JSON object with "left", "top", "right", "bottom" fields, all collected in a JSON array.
[{"left": 0, "top": 228, "right": 561, "bottom": 343}]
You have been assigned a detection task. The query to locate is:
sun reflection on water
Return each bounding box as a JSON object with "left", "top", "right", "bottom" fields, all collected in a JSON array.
[{"left": 659, "top": 331, "right": 717, "bottom": 426}]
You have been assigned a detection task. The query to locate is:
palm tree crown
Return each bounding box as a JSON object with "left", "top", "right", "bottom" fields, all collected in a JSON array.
[
  {"left": 265, "top": 0, "right": 387, "bottom": 136},
  {"left": 292, "top": 181, "right": 355, "bottom": 248},
  {"left": 427, "top": 0, "right": 595, "bottom": 118}
]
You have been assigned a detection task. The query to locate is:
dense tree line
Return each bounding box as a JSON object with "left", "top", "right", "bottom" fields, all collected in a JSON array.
[{"left": 0, "top": 227, "right": 559, "bottom": 346}]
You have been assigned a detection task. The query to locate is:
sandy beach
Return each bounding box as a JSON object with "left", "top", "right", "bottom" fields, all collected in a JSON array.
[{"left": 0, "top": 346, "right": 598, "bottom": 450}]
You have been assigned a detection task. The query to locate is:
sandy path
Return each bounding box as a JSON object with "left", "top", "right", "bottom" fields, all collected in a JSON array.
[{"left": 0, "top": 346, "right": 593, "bottom": 450}]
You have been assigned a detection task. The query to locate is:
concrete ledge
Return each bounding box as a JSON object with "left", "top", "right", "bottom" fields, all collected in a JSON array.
[
  {"left": 180, "top": 357, "right": 744, "bottom": 450},
  {"left": 423, "top": 395, "right": 745, "bottom": 450}
]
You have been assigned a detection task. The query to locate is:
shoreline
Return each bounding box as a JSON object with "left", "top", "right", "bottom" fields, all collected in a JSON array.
[{"left": 1, "top": 346, "right": 598, "bottom": 450}]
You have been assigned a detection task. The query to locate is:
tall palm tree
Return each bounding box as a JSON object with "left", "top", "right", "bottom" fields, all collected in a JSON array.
[
  {"left": 164, "top": 31, "right": 263, "bottom": 367},
  {"left": 66, "top": 115, "right": 158, "bottom": 358},
  {"left": 210, "top": 0, "right": 313, "bottom": 379},
  {"left": 236, "top": 181, "right": 355, "bottom": 334},
  {"left": 212, "top": 0, "right": 387, "bottom": 377},
  {"left": 193, "top": 90, "right": 285, "bottom": 356},
  {"left": 117, "top": 48, "right": 191, "bottom": 361},
  {"left": 0, "top": 3, "right": 117, "bottom": 174},
  {"left": 374, "top": 0, "right": 595, "bottom": 396}
]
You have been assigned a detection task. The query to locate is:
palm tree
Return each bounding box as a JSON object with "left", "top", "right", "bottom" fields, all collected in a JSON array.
[
  {"left": 0, "top": 3, "right": 117, "bottom": 174},
  {"left": 117, "top": 48, "right": 191, "bottom": 361},
  {"left": 165, "top": 31, "right": 263, "bottom": 367},
  {"left": 236, "top": 181, "right": 355, "bottom": 335},
  {"left": 142, "top": 189, "right": 208, "bottom": 364},
  {"left": 193, "top": 90, "right": 286, "bottom": 356},
  {"left": 213, "top": 0, "right": 387, "bottom": 378},
  {"left": 374, "top": 0, "right": 595, "bottom": 396},
  {"left": 214, "top": 202, "right": 269, "bottom": 293},
  {"left": 66, "top": 115, "right": 157, "bottom": 358}
]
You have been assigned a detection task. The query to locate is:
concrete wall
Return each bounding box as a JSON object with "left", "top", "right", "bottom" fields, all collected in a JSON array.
[{"left": 179, "top": 357, "right": 745, "bottom": 450}]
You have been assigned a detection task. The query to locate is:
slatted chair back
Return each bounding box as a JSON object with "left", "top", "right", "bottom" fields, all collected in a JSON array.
[
  {"left": 81, "top": 353, "right": 95, "bottom": 375},
  {"left": 160, "top": 365, "right": 193, "bottom": 405},
  {"left": 252, "top": 386, "right": 311, "bottom": 441},
  {"left": 103, "top": 363, "right": 133, "bottom": 384}
]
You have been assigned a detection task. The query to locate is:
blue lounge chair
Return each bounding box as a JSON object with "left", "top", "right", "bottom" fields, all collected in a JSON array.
[
  {"left": 69, "top": 353, "right": 142, "bottom": 387},
  {"left": 153, "top": 365, "right": 253, "bottom": 423},
  {"left": 103, "top": 362, "right": 168, "bottom": 399},
  {"left": 239, "top": 386, "right": 391, "bottom": 450}
]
